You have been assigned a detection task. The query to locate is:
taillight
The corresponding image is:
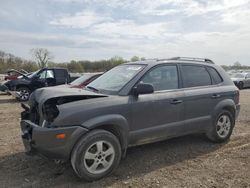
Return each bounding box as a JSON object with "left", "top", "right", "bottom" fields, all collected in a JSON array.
[{"left": 235, "top": 90, "right": 240, "bottom": 104}]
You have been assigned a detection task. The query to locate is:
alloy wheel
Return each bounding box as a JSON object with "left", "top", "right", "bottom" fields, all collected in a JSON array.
[
  {"left": 83, "top": 141, "right": 115, "bottom": 174},
  {"left": 18, "top": 89, "right": 30, "bottom": 101},
  {"left": 216, "top": 115, "right": 231, "bottom": 138}
]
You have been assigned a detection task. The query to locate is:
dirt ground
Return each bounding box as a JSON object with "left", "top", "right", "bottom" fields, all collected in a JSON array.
[{"left": 0, "top": 91, "right": 249, "bottom": 188}]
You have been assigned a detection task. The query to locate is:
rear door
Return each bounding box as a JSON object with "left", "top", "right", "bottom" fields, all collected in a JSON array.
[
  {"left": 180, "top": 64, "right": 223, "bottom": 132},
  {"left": 129, "top": 64, "right": 185, "bottom": 145}
]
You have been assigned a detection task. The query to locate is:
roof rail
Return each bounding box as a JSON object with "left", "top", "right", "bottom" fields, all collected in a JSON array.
[{"left": 167, "top": 57, "right": 214, "bottom": 64}]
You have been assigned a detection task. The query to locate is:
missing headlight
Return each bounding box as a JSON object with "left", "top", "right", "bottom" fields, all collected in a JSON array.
[{"left": 42, "top": 101, "right": 59, "bottom": 123}]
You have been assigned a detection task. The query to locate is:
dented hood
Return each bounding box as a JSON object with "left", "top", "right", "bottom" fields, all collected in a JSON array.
[{"left": 29, "top": 86, "right": 108, "bottom": 107}]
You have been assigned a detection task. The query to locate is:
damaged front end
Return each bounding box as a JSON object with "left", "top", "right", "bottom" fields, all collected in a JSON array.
[
  {"left": 42, "top": 95, "right": 104, "bottom": 126},
  {"left": 20, "top": 87, "right": 107, "bottom": 160}
]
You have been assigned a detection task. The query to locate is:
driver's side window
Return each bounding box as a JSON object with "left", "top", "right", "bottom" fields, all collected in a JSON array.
[
  {"left": 141, "top": 65, "right": 179, "bottom": 91},
  {"left": 38, "top": 70, "right": 54, "bottom": 79}
]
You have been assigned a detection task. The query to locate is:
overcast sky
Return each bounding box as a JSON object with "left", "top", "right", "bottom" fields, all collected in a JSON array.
[{"left": 0, "top": 0, "right": 250, "bottom": 65}]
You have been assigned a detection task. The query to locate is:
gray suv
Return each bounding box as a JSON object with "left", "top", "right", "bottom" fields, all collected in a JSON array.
[{"left": 20, "top": 57, "right": 240, "bottom": 181}]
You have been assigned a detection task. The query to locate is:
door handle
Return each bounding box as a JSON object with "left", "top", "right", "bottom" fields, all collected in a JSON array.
[
  {"left": 170, "top": 99, "right": 183, "bottom": 104},
  {"left": 211, "top": 94, "right": 221, "bottom": 99}
]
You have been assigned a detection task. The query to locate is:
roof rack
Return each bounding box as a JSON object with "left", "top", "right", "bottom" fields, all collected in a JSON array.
[{"left": 166, "top": 57, "right": 214, "bottom": 64}]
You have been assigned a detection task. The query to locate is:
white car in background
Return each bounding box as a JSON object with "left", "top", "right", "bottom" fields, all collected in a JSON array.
[{"left": 230, "top": 73, "right": 250, "bottom": 89}]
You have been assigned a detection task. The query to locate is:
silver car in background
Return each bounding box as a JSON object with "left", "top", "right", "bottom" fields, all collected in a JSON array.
[{"left": 230, "top": 73, "right": 250, "bottom": 89}]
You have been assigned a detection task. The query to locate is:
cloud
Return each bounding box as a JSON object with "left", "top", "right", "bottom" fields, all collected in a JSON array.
[
  {"left": 91, "top": 20, "right": 170, "bottom": 39},
  {"left": 49, "top": 11, "right": 112, "bottom": 28},
  {"left": 129, "top": 0, "right": 250, "bottom": 17},
  {"left": 221, "top": 4, "right": 250, "bottom": 26},
  {"left": 1, "top": 0, "right": 250, "bottom": 64},
  {"left": 0, "top": 31, "right": 75, "bottom": 47}
]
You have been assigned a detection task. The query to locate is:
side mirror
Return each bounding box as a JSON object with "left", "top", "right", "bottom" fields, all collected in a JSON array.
[{"left": 132, "top": 83, "right": 154, "bottom": 95}]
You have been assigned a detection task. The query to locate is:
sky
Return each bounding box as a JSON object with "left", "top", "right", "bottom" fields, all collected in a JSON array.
[{"left": 0, "top": 0, "right": 250, "bottom": 65}]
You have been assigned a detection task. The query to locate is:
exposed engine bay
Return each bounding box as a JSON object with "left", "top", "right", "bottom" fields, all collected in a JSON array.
[{"left": 21, "top": 87, "right": 108, "bottom": 126}]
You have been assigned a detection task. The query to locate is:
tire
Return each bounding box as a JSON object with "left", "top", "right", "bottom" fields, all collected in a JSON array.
[
  {"left": 238, "top": 82, "right": 244, "bottom": 90},
  {"left": 206, "top": 110, "right": 235, "bottom": 143},
  {"left": 71, "top": 129, "right": 121, "bottom": 181},
  {"left": 16, "top": 87, "right": 31, "bottom": 101}
]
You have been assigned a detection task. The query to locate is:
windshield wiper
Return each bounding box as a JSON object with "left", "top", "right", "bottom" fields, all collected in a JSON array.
[{"left": 86, "top": 86, "right": 99, "bottom": 92}]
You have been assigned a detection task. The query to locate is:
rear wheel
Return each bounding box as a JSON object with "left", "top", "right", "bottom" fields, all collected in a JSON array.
[
  {"left": 71, "top": 129, "right": 121, "bottom": 181},
  {"left": 16, "top": 87, "right": 31, "bottom": 101},
  {"left": 206, "top": 110, "right": 234, "bottom": 143}
]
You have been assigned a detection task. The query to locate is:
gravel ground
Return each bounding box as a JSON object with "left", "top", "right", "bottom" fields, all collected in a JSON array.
[{"left": 0, "top": 90, "right": 249, "bottom": 188}]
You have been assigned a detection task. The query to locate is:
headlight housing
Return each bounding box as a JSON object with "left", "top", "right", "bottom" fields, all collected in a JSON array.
[{"left": 42, "top": 101, "right": 59, "bottom": 123}]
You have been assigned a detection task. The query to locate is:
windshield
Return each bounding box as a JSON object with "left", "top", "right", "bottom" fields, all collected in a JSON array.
[
  {"left": 87, "top": 64, "right": 145, "bottom": 94},
  {"left": 70, "top": 74, "right": 94, "bottom": 85},
  {"left": 230, "top": 73, "right": 245, "bottom": 78},
  {"left": 27, "top": 70, "right": 39, "bottom": 78}
]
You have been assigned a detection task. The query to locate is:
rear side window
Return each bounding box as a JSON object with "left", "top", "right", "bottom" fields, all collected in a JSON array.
[
  {"left": 181, "top": 65, "right": 211, "bottom": 88},
  {"left": 207, "top": 66, "right": 223, "bottom": 84}
]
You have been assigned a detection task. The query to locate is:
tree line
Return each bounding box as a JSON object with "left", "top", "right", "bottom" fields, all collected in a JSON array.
[
  {"left": 221, "top": 62, "right": 250, "bottom": 71},
  {"left": 0, "top": 49, "right": 249, "bottom": 74},
  {"left": 0, "top": 49, "right": 146, "bottom": 74}
]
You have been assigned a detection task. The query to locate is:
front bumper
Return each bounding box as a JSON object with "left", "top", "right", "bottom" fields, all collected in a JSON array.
[
  {"left": 0, "top": 83, "right": 8, "bottom": 92},
  {"left": 20, "top": 120, "right": 88, "bottom": 160}
]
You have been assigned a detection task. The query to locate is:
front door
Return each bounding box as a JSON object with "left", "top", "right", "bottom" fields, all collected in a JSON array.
[{"left": 129, "top": 64, "right": 185, "bottom": 145}]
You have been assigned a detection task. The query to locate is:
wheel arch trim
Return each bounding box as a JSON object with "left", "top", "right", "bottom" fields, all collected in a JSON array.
[
  {"left": 81, "top": 114, "right": 129, "bottom": 153},
  {"left": 213, "top": 99, "right": 236, "bottom": 119}
]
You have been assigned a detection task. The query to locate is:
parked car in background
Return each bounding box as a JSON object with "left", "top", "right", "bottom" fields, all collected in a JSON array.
[
  {"left": 69, "top": 72, "right": 103, "bottom": 88},
  {"left": 3, "top": 67, "right": 73, "bottom": 101},
  {"left": 4, "top": 69, "right": 28, "bottom": 81},
  {"left": 20, "top": 57, "right": 240, "bottom": 181},
  {"left": 230, "top": 72, "right": 250, "bottom": 89}
]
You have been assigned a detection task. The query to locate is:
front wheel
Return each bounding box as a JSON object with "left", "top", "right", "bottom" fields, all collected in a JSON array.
[
  {"left": 71, "top": 129, "right": 121, "bottom": 181},
  {"left": 16, "top": 87, "right": 31, "bottom": 101},
  {"left": 206, "top": 110, "right": 234, "bottom": 143}
]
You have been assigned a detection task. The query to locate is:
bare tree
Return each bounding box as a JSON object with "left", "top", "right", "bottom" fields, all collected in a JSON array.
[{"left": 30, "top": 48, "right": 53, "bottom": 68}]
